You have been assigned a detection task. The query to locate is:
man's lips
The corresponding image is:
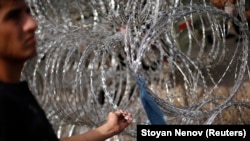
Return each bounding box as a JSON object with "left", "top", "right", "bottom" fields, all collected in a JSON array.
[{"left": 26, "top": 35, "right": 36, "bottom": 46}]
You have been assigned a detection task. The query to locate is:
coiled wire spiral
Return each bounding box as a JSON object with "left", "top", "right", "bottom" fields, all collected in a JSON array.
[{"left": 21, "top": 0, "right": 250, "bottom": 140}]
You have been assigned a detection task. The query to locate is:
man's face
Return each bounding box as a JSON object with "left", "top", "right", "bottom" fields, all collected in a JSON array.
[{"left": 0, "top": 0, "right": 38, "bottom": 62}]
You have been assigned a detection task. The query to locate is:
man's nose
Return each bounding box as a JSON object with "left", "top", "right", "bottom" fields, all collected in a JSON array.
[{"left": 23, "top": 14, "right": 38, "bottom": 32}]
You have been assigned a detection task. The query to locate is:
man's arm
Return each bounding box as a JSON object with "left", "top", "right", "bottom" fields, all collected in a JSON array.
[{"left": 59, "top": 110, "right": 132, "bottom": 141}]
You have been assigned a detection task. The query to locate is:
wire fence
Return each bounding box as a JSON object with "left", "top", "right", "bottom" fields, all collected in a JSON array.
[{"left": 21, "top": 0, "right": 250, "bottom": 140}]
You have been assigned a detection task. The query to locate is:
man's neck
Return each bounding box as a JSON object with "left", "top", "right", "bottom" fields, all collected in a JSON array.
[{"left": 0, "top": 59, "right": 24, "bottom": 83}]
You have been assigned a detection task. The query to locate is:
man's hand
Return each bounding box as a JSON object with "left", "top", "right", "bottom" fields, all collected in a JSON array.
[{"left": 104, "top": 110, "right": 133, "bottom": 135}]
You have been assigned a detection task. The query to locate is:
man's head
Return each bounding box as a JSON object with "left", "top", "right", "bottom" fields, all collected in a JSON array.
[{"left": 0, "top": 0, "right": 38, "bottom": 63}]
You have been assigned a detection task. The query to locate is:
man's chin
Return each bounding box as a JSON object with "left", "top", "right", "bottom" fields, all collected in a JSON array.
[{"left": 27, "top": 51, "right": 38, "bottom": 60}]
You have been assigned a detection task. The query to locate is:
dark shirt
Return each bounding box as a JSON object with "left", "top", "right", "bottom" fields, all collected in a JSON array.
[{"left": 0, "top": 81, "right": 59, "bottom": 141}]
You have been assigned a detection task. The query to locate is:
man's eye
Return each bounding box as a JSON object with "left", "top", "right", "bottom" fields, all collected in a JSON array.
[{"left": 6, "top": 10, "right": 22, "bottom": 21}]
